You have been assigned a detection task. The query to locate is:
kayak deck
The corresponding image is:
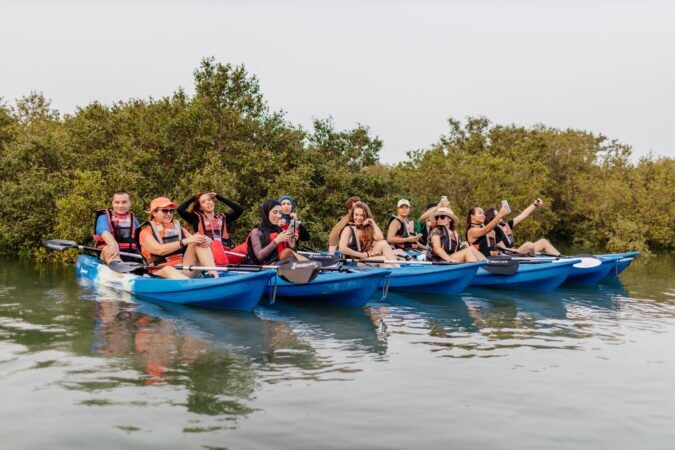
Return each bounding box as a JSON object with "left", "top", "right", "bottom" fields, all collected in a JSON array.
[{"left": 364, "top": 262, "right": 485, "bottom": 295}]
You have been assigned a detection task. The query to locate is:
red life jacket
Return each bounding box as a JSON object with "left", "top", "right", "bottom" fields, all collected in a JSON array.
[
  {"left": 245, "top": 229, "right": 289, "bottom": 264},
  {"left": 195, "top": 212, "right": 230, "bottom": 243},
  {"left": 93, "top": 209, "right": 138, "bottom": 252},
  {"left": 138, "top": 220, "right": 185, "bottom": 266}
]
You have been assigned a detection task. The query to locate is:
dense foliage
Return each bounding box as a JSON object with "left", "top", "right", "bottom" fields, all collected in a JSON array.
[{"left": 0, "top": 58, "right": 672, "bottom": 260}]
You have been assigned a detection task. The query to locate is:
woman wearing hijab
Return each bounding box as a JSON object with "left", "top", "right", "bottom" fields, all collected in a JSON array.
[
  {"left": 246, "top": 199, "right": 295, "bottom": 265},
  {"left": 278, "top": 195, "right": 310, "bottom": 250}
]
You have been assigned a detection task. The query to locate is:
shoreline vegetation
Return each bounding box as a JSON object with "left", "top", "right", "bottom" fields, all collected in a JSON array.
[{"left": 0, "top": 57, "right": 672, "bottom": 261}]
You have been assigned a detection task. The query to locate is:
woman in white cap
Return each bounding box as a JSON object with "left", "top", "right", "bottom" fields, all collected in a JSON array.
[
  {"left": 427, "top": 207, "right": 486, "bottom": 263},
  {"left": 386, "top": 199, "right": 421, "bottom": 251}
]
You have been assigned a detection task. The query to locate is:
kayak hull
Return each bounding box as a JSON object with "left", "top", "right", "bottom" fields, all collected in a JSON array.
[
  {"left": 561, "top": 254, "right": 624, "bottom": 286},
  {"left": 596, "top": 252, "right": 640, "bottom": 277},
  {"left": 75, "top": 255, "right": 273, "bottom": 310},
  {"left": 470, "top": 260, "right": 578, "bottom": 291},
  {"left": 373, "top": 262, "right": 485, "bottom": 295},
  {"left": 265, "top": 268, "right": 390, "bottom": 308}
]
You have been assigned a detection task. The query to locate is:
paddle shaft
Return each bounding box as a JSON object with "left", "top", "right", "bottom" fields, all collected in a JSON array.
[{"left": 70, "top": 243, "right": 142, "bottom": 260}]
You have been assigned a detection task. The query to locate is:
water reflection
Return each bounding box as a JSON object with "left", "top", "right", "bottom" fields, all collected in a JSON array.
[{"left": 376, "top": 280, "right": 643, "bottom": 358}]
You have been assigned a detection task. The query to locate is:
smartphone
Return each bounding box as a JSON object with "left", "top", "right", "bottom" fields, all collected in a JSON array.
[
  {"left": 501, "top": 199, "right": 511, "bottom": 213},
  {"left": 440, "top": 195, "right": 447, "bottom": 202}
]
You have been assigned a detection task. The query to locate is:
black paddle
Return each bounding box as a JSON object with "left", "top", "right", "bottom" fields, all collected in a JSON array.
[
  {"left": 43, "top": 239, "right": 142, "bottom": 260},
  {"left": 483, "top": 259, "right": 520, "bottom": 276},
  {"left": 105, "top": 260, "right": 325, "bottom": 285}
]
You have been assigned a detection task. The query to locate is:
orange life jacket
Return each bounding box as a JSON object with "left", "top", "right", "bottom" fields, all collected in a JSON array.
[
  {"left": 138, "top": 220, "right": 185, "bottom": 266},
  {"left": 195, "top": 212, "right": 230, "bottom": 243}
]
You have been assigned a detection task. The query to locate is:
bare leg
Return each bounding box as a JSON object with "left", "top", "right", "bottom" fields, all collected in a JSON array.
[
  {"left": 533, "top": 239, "right": 560, "bottom": 256},
  {"left": 153, "top": 265, "right": 189, "bottom": 280},
  {"left": 182, "top": 244, "right": 219, "bottom": 278},
  {"left": 448, "top": 247, "right": 486, "bottom": 263},
  {"left": 370, "top": 241, "right": 399, "bottom": 267},
  {"left": 517, "top": 242, "right": 536, "bottom": 256}
]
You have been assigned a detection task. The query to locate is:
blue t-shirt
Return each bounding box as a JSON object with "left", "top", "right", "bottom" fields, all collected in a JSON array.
[{"left": 95, "top": 214, "right": 140, "bottom": 236}]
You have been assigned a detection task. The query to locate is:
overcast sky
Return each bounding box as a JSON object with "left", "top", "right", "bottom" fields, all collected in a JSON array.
[{"left": 2, "top": 0, "right": 674, "bottom": 162}]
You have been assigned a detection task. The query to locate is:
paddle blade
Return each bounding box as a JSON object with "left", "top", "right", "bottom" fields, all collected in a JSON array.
[
  {"left": 108, "top": 261, "right": 144, "bottom": 273},
  {"left": 277, "top": 260, "right": 321, "bottom": 284},
  {"left": 307, "top": 253, "right": 342, "bottom": 267},
  {"left": 484, "top": 259, "right": 520, "bottom": 276},
  {"left": 42, "top": 239, "right": 78, "bottom": 251}
]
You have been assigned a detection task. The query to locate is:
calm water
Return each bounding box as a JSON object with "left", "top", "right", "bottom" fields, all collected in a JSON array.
[{"left": 0, "top": 256, "right": 673, "bottom": 449}]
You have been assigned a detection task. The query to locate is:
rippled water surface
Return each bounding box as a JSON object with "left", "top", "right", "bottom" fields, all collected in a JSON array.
[{"left": 0, "top": 255, "right": 673, "bottom": 449}]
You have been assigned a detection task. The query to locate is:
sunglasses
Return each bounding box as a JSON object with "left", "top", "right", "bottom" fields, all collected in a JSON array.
[
  {"left": 155, "top": 208, "right": 175, "bottom": 214},
  {"left": 435, "top": 215, "right": 450, "bottom": 220}
]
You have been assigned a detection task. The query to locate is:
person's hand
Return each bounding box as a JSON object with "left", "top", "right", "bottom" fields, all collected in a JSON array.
[
  {"left": 363, "top": 218, "right": 374, "bottom": 227},
  {"left": 274, "top": 229, "right": 293, "bottom": 244},
  {"left": 290, "top": 212, "right": 297, "bottom": 220},
  {"left": 534, "top": 198, "right": 543, "bottom": 207},
  {"left": 460, "top": 241, "right": 469, "bottom": 249},
  {"left": 199, "top": 235, "right": 213, "bottom": 248},
  {"left": 208, "top": 192, "right": 217, "bottom": 198},
  {"left": 498, "top": 204, "right": 509, "bottom": 217},
  {"left": 409, "top": 234, "right": 421, "bottom": 243},
  {"left": 102, "top": 243, "right": 118, "bottom": 260},
  {"left": 278, "top": 218, "right": 287, "bottom": 228},
  {"left": 439, "top": 198, "right": 450, "bottom": 208},
  {"left": 185, "top": 234, "right": 209, "bottom": 246}
]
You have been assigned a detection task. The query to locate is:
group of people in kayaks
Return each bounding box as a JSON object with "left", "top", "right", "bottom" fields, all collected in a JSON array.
[{"left": 94, "top": 190, "right": 561, "bottom": 280}]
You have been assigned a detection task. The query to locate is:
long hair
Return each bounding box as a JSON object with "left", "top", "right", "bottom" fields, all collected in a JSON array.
[
  {"left": 190, "top": 192, "right": 211, "bottom": 213},
  {"left": 465, "top": 205, "right": 481, "bottom": 239},
  {"left": 349, "top": 201, "right": 375, "bottom": 251},
  {"left": 345, "top": 196, "right": 361, "bottom": 212},
  {"left": 484, "top": 208, "right": 498, "bottom": 224}
]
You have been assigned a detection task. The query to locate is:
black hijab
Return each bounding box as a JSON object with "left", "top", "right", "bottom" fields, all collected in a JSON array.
[{"left": 247, "top": 199, "right": 283, "bottom": 263}]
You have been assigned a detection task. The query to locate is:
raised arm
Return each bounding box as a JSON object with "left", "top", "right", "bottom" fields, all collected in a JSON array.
[
  {"left": 512, "top": 198, "right": 542, "bottom": 227},
  {"left": 467, "top": 205, "right": 509, "bottom": 242},
  {"left": 177, "top": 196, "right": 199, "bottom": 230},
  {"left": 215, "top": 194, "right": 245, "bottom": 223}
]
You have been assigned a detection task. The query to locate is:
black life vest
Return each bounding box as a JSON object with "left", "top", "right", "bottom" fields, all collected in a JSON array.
[
  {"left": 93, "top": 209, "right": 138, "bottom": 253},
  {"left": 427, "top": 226, "right": 460, "bottom": 261},
  {"left": 346, "top": 225, "right": 363, "bottom": 252},
  {"left": 467, "top": 224, "right": 499, "bottom": 257},
  {"left": 497, "top": 222, "right": 515, "bottom": 248},
  {"left": 136, "top": 220, "right": 185, "bottom": 266},
  {"left": 388, "top": 215, "right": 415, "bottom": 250}
]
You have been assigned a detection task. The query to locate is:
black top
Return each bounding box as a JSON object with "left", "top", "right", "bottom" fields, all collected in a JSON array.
[
  {"left": 177, "top": 194, "right": 244, "bottom": 232},
  {"left": 494, "top": 219, "right": 516, "bottom": 248}
]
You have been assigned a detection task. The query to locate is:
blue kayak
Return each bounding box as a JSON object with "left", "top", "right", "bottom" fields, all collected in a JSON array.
[
  {"left": 561, "top": 254, "right": 625, "bottom": 285},
  {"left": 470, "top": 259, "right": 579, "bottom": 291},
  {"left": 364, "top": 262, "right": 485, "bottom": 295},
  {"left": 265, "top": 268, "right": 391, "bottom": 308},
  {"left": 75, "top": 255, "right": 274, "bottom": 310},
  {"left": 596, "top": 251, "right": 640, "bottom": 277}
]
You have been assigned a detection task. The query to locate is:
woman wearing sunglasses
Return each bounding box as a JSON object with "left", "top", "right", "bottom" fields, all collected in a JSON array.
[
  {"left": 427, "top": 207, "right": 486, "bottom": 263},
  {"left": 137, "top": 197, "right": 219, "bottom": 279}
]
